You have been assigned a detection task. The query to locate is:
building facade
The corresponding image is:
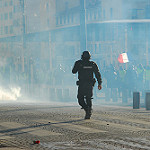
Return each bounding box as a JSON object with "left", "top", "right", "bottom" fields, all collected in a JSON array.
[
  {"left": 1, "top": 0, "right": 150, "bottom": 72},
  {"left": 54, "top": 0, "right": 150, "bottom": 68},
  {"left": 0, "top": 0, "right": 150, "bottom": 100}
]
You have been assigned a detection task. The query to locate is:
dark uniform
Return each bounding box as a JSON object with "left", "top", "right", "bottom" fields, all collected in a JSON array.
[{"left": 72, "top": 51, "right": 102, "bottom": 119}]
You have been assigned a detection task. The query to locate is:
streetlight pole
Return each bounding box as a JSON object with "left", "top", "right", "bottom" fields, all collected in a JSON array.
[
  {"left": 146, "top": 24, "right": 149, "bottom": 66},
  {"left": 125, "top": 26, "right": 128, "bottom": 69},
  {"left": 22, "top": 0, "right": 25, "bottom": 72},
  {"left": 80, "top": 0, "right": 87, "bottom": 51}
]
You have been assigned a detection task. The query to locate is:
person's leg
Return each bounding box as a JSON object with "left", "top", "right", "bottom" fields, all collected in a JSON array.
[
  {"left": 77, "top": 86, "right": 87, "bottom": 110},
  {"left": 86, "top": 96, "right": 92, "bottom": 108},
  {"left": 85, "top": 86, "right": 93, "bottom": 119},
  {"left": 86, "top": 86, "right": 93, "bottom": 107},
  {"left": 84, "top": 96, "right": 92, "bottom": 119}
]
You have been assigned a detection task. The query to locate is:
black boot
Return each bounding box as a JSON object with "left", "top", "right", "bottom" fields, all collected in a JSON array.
[{"left": 84, "top": 107, "right": 92, "bottom": 119}]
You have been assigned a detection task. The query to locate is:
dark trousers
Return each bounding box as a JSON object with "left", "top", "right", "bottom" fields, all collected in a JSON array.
[{"left": 77, "top": 83, "right": 93, "bottom": 110}]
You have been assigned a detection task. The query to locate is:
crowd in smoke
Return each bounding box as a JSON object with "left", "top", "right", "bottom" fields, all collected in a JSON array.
[
  {"left": 101, "top": 63, "right": 150, "bottom": 102},
  {"left": 0, "top": 56, "right": 75, "bottom": 101},
  {"left": 1, "top": 53, "right": 150, "bottom": 103}
]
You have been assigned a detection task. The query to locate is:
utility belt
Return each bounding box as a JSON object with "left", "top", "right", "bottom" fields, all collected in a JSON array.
[{"left": 76, "top": 78, "right": 96, "bottom": 86}]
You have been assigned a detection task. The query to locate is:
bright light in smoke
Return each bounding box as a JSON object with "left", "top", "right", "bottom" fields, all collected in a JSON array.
[
  {"left": 34, "top": 13, "right": 37, "bottom": 17},
  {"left": 0, "top": 87, "right": 21, "bottom": 101}
]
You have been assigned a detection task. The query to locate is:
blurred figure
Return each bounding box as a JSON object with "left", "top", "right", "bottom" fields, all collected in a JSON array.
[
  {"left": 104, "top": 64, "right": 118, "bottom": 102},
  {"left": 72, "top": 51, "right": 102, "bottom": 119},
  {"left": 144, "top": 65, "right": 150, "bottom": 90},
  {"left": 136, "top": 64, "right": 145, "bottom": 96},
  {"left": 124, "top": 65, "right": 137, "bottom": 99},
  {"left": 117, "top": 66, "right": 126, "bottom": 98},
  {"left": 29, "top": 57, "right": 34, "bottom": 84},
  {"left": 54, "top": 64, "right": 65, "bottom": 85}
]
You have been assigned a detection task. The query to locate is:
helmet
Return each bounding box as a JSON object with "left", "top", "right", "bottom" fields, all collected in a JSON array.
[{"left": 81, "top": 51, "right": 91, "bottom": 60}]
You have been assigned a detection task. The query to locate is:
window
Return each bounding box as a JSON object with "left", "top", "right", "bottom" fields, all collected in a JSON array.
[
  {"left": 103, "top": 9, "right": 105, "bottom": 19},
  {"left": 67, "top": 14, "right": 69, "bottom": 23},
  {"left": 102, "top": 27, "right": 105, "bottom": 41},
  {"left": 110, "top": 8, "right": 113, "bottom": 19},
  {"left": 5, "top": 2, "right": 8, "bottom": 7},
  {"left": 146, "top": 5, "right": 150, "bottom": 19},
  {"left": 56, "top": 17, "right": 58, "bottom": 25},
  {"left": 71, "top": 13, "right": 74, "bottom": 23},
  {"left": 65, "top": 2, "right": 68, "bottom": 10},
  {"left": 94, "top": 10, "right": 97, "bottom": 20},
  {"left": 5, "top": 26, "right": 8, "bottom": 34},
  {"left": 1, "top": 14, "right": 3, "bottom": 21},
  {"left": 4, "top": 13, "right": 8, "bottom": 20},
  {"left": 132, "top": 9, "right": 137, "bottom": 19},
  {"left": 60, "top": 16, "right": 62, "bottom": 24},
  {"left": 9, "top": 12, "right": 13, "bottom": 19},
  {"left": 98, "top": 9, "right": 101, "bottom": 19},
  {"left": 64, "top": 15, "right": 66, "bottom": 24},
  {"left": 112, "top": 27, "right": 114, "bottom": 40},
  {"left": 47, "top": 18, "right": 50, "bottom": 27},
  {"left": 14, "top": 5, "right": 21, "bottom": 13},
  {"left": 14, "top": 6, "right": 16, "bottom": 13},
  {"left": 10, "top": 0, "right": 13, "bottom": 6},
  {"left": 10, "top": 25, "right": 13, "bottom": 34},
  {"left": 0, "top": 26, "right": 3, "bottom": 35},
  {"left": 46, "top": 3, "right": 49, "bottom": 11},
  {"left": 0, "top": 1, "right": 3, "bottom": 8},
  {"left": 89, "top": 11, "right": 92, "bottom": 20}
]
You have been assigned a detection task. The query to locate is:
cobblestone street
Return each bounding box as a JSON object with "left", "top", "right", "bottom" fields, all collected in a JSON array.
[{"left": 0, "top": 102, "right": 150, "bottom": 150}]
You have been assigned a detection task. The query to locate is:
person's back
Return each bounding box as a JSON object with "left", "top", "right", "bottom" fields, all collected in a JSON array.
[
  {"left": 76, "top": 60, "right": 93, "bottom": 81},
  {"left": 72, "top": 59, "right": 102, "bottom": 84}
]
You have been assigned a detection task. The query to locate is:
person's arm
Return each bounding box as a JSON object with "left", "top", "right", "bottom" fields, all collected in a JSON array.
[
  {"left": 72, "top": 61, "right": 80, "bottom": 74},
  {"left": 98, "top": 84, "right": 102, "bottom": 90},
  {"left": 93, "top": 63, "right": 102, "bottom": 90}
]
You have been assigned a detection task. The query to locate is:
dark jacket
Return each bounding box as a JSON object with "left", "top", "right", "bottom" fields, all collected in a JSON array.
[{"left": 72, "top": 59, "right": 102, "bottom": 85}]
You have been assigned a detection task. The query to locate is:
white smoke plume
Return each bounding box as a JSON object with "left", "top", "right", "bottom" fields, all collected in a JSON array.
[{"left": 0, "top": 87, "right": 21, "bottom": 101}]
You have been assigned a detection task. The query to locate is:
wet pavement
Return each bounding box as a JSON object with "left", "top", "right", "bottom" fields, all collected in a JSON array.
[{"left": 0, "top": 101, "right": 150, "bottom": 150}]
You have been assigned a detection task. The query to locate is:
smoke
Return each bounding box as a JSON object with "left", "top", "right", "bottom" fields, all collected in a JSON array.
[
  {"left": 0, "top": 86, "right": 21, "bottom": 101},
  {"left": 1, "top": 0, "right": 150, "bottom": 105}
]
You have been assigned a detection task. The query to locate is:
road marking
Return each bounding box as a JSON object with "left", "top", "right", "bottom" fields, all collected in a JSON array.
[
  {"left": 85, "top": 119, "right": 150, "bottom": 132},
  {"left": 22, "top": 128, "right": 61, "bottom": 136},
  {"left": 35, "top": 119, "right": 107, "bottom": 133},
  {"left": 94, "top": 113, "right": 150, "bottom": 126},
  {"left": 0, "top": 148, "right": 26, "bottom": 150},
  {"left": 0, "top": 122, "right": 25, "bottom": 128},
  {"left": 0, "top": 133, "right": 13, "bottom": 139},
  {"left": 0, "top": 122, "right": 61, "bottom": 136}
]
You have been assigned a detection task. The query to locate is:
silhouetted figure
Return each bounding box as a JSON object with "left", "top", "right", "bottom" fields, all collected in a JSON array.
[
  {"left": 72, "top": 51, "right": 102, "bottom": 119},
  {"left": 104, "top": 64, "right": 118, "bottom": 102},
  {"left": 117, "top": 66, "right": 126, "bottom": 98},
  {"left": 125, "top": 65, "right": 137, "bottom": 98},
  {"left": 136, "top": 64, "right": 145, "bottom": 96},
  {"left": 144, "top": 65, "right": 150, "bottom": 90}
]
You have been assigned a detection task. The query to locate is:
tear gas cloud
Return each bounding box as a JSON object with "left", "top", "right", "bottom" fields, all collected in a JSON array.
[{"left": 0, "top": 0, "right": 150, "bottom": 104}]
